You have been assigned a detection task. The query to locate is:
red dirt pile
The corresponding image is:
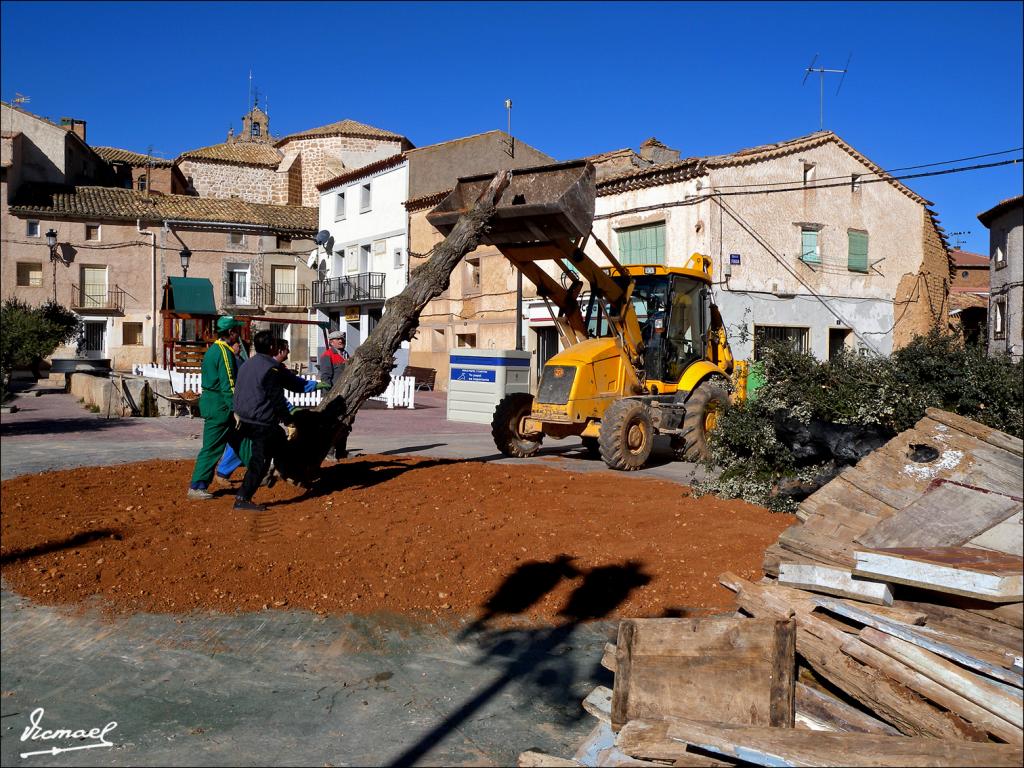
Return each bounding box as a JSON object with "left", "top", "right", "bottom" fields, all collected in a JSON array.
[{"left": 1, "top": 456, "right": 793, "bottom": 622}]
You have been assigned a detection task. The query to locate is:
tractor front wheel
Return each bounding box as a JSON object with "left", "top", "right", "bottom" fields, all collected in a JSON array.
[
  {"left": 492, "top": 392, "right": 542, "bottom": 458},
  {"left": 677, "top": 379, "right": 729, "bottom": 461},
  {"left": 599, "top": 399, "right": 654, "bottom": 471}
]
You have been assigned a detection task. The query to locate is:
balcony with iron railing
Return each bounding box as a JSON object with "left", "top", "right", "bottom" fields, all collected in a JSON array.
[
  {"left": 222, "top": 280, "right": 265, "bottom": 310},
  {"left": 312, "top": 272, "right": 386, "bottom": 306},
  {"left": 266, "top": 284, "right": 311, "bottom": 310},
  {"left": 71, "top": 284, "right": 126, "bottom": 314}
]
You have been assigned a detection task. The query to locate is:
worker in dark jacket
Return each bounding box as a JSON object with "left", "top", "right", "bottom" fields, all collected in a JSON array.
[
  {"left": 188, "top": 315, "right": 244, "bottom": 500},
  {"left": 232, "top": 332, "right": 313, "bottom": 511}
]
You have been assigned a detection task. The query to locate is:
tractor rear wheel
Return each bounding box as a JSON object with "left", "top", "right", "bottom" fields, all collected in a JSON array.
[
  {"left": 492, "top": 392, "right": 542, "bottom": 458},
  {"left": 677, "top": 379, "right": 729, "bottom": 461},
  {"left": 599, "top": 399, "right": 654, "bottom": 471}
]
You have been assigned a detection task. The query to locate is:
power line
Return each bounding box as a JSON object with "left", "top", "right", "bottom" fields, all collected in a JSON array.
[{"left": 710, "top": 147, "right": 1024, "bottom": 190}]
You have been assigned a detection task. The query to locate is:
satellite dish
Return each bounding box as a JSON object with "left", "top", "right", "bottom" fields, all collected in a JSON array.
[{"left": 314, "top": 230, "right": 331, "bottom": 246}]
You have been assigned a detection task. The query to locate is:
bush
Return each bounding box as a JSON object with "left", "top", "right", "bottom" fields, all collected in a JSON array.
[
  {"left": 697, "top": 330, "right": 1023, "bottom": 511},
  {"left": 0, "top": 298, "right": 81, "bottom": 396}
]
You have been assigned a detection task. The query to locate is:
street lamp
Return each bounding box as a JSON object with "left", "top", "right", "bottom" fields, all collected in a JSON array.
[
  {"left": 46, "top": 229, "right": 60, "bottom": 302},
  {"left": 179, "top": 248, "right": 192, "bottom": 278}
]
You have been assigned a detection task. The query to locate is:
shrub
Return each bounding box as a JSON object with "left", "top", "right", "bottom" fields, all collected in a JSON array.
[
  {"left": 0, "top": 298, "right": 81, "bottom": 397},
  {"left": 697, "top": 330, "right": 1023, "bottom": 511}
]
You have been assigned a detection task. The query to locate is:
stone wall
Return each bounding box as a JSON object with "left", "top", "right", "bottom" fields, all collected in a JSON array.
[
  {"left": 277, "top": 134, "right": 407, "bottom": 207},
  {"left": 178, "top": 158, "right": 277, "bottom": 203},
  {"left": 892, "top": 209, "right": 951, "bottom": 348}
]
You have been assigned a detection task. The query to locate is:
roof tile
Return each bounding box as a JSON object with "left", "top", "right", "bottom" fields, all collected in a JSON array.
[{"left": 178, "top": 141, "right": 282, "bottom": 168}]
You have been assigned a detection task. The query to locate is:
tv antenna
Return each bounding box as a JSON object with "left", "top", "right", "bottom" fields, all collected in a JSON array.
[
  {"left": 13, "top": 92, "right": 30, "bottom": 106},
  {"left": 504, "top": 98, "right": 514, "bottom": 158},
  {"left": 802, "top": 53, "right": 852, "bottom": 131}
]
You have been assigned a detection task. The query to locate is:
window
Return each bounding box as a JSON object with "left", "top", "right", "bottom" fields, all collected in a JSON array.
[
  {"left": 229, "top": 231, "right": 245, "bottom": 246},
  {"left": 360, "top": 182, "right": 371, "bottom": 212},
  {"left": 81, "top": 265, "right": 107, "bottom": 307},
  {"left": 122, "top": 322, "right": 144, "bottom": 346},
  {"left": 335, "top": 191, "right": 346, "bottom": 220},
  {"left": 26, "top": 220, "right": 40, "bottom": 237},
  {"left": 346, "top": 245, "right": 358, "bottom": 273},
  {"left": 251, "top": 122, "right": 261, "bottom": 138},
  {"left": 851, "top": 174, "right": 862, "bottom": 193},
  {"left": 276, "top": 236, "right": 292, "bottom": 251},
  {"left": 464, "top": 257, "right": 481, "bottom": 292},
  {"left": 848, "top": 231, "right": 869, "bottom": 273},
  {"left": 803, "top": 163, "right": 816, "bottom": 187},
  {"left": 992, "top": 298, "right": 1006, "bottom": 340},
  {"left": 226, "top": 265, "right": 251, "bottom": 305},
  {"left": 455, "top": 332, "right": 477, "bottom": 348},
  {"left": 616, "top": 222, "right": 665, "bottom": 265},
  {"left": 16, "top": 262, "right": 43, "bottom": 287},
  {"left": 753, "top": 325, "right": 810, "bottom": 360},
  {"left": 994, "top": 235, "right": 1006, "bottom": 267},
  {"left": 137, "top": 174, "right": 147, "bottom": 192},
  {"left": 394, "top": 247, "right": 405, "bottom": 270},
  {"left": 85, "top": 224, "right": 101, "bottom": 241},
  {"left": 271, "top": 265, "right": 297, "bottom": 304},
  {"left": 800, "top": 227, "right": 820, "bottom": 264},
  {"left": 359, "top": 243, "right": 371, "bottom": 272}
]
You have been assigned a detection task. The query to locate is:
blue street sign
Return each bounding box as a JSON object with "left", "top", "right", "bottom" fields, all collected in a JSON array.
[
  {"left": 729, "top": 253, "right": 741, "bottom": 265},
  {"left": 451, "top": 368, "right": 496, "bottom": 383}
]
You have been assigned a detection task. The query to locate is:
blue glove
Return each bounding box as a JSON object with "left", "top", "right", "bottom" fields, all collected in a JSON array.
[{"left": 303, "top": 379, "right": 317, "bottom": 393}]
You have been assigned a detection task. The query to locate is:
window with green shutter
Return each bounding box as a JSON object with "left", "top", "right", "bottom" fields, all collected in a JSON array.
[
  {"left": 617, "top": 222, "right": 665, "bottom": 265},
  {"left": 848, "top": 231, "right": 869, "bottom": 273},
  {"left": 800, "top": 228, "right": 820, "bottom": 264}
]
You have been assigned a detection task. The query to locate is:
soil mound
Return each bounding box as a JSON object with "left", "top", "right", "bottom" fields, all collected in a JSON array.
[{"left": 1, "top": 456, "right": 793, "bottom": 622}]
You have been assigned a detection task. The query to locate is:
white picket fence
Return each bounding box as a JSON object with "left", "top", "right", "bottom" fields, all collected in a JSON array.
[{"left": 133, "top": 364, "right": 416, "bottom": 409}]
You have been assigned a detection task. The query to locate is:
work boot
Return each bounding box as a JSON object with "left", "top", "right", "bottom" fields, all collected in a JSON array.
[
  {"left": 233, "top": 497, "right": 267, "bottom": 512},
  {"left": 188, "top": 486, "right": 213, "bottom": 500}
]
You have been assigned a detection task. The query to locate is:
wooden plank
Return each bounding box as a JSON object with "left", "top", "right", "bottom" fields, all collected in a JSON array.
[
  {"left": 583, "top": 686, "right": 613, "bottom": 724},
  {"left": 778, "top": 563, "right": 893, "bottom": 606},
  {"left": 794, "top": 682, "right": 901, "bottom": 736},
  {"left": 601, "top": 642, "right": 617, "bottom": 673},
  {"left": 854, "top": 547, "right": 1024, "bottom": 602},
  {"left": 812, "top": 596, "right": 1023, "bottom": 687},
  {"left": 777, "top": 526, "right": 856, "bottom": 569},
  {"left": 518, "top": 750, "right": 582, "bottom": 767},
  {"left": 837, "top": 630, "right": 1023, "bottom": 745},
  {"left": 970, "top": 601, "right": 1024, "bottom": 629},
  {"left": 968, "top": 512, "right": 1024, "bottom": 557},
  {"left": 924, "top": 408, "right": 1024, "bottom": 457},
  {"left": 660, "top": 716, "right": 1023, "bottom": 767},
  {"left": 573, "top": 720, "right": 615, "bottom": 766},
  {"left": 856, "top": 483, "right": 1021, "bottom": 549},
  {"left": 614, "top": 720, "right": 735, "bottom": 765},
  {"left": 895, "top": 598, "right": 1024, "bottom": 652},
  {"left": 859, "top": 627, "right": 1023, "bottom": 729},
  {"left": 610, "top": 617, "right": 795, "bottom": 731},
  {"left": 800, "top": 475, "right": 899, "bottom": 522},
  {"left": 719, "top": 573, "right": 985, "bottom": 740}
]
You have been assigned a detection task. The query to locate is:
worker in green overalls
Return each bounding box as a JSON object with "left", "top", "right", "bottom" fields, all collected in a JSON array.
[{"left": 188, "top": 316, "right": 245, "bottom": 500}]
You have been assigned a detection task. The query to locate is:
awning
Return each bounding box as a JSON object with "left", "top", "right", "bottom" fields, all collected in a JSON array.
[{"left": 161, "top": 277, "right": 217, "bottom": 315}]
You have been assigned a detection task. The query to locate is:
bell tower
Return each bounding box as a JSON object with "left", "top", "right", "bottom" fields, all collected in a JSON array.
[{"left": 239, "top": 104, "right": 271, "bottom": 143}]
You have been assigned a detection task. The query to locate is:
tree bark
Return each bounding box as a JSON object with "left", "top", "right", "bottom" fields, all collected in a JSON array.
[{"left": 276, "top": 169, "right": 513, "bottom": 485}]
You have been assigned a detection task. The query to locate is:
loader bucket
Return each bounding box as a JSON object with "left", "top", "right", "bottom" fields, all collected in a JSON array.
[{"left": 427, "top": 160, "right": 596, "bottom": 244}]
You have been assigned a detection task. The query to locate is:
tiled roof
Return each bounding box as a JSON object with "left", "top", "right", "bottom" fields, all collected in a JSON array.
[
  {"left": 405, "top": 188, "right": 451, "bottom": 212},
  {"left": 9, "top": 185, "right": 316, "bottom": 235},
  {"left": 316, "top": 153, "right": 407, "bottom": 192},
  {"left": 93, "top": 146, "right": 175, "bottom": 167},
  {"left": 596, "top": 158, "right": 706, "bottom": 194},
  {"left": 949, "top": 292, "right": 989, "bottom": 311},
  {"left": 978, "top": 194, "right": 1023, "bottom": 226},
  {"left": 177, "top": 141, "right": 283, "bottom": 168},
  {"left": 952, "top": 249, "right": 990, "bottom": 267},
  {"left": 276, "top": 118, "right": 409, "bottom": 146}
]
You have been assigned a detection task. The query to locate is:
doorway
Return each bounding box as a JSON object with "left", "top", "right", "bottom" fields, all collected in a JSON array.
[
  {"left": 535, "top": 326, "right": 559, "bottom": 385},
  {"left": 82, "top": 320, "right": 107, "bottom": 359},
  {"left": 829, "top": 328, "right": 852, "bottom": 360}
]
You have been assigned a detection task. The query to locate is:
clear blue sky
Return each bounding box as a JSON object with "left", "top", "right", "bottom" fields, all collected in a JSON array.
[{"left": 2, "top": 1, "right": 1021, "bottom": 254}]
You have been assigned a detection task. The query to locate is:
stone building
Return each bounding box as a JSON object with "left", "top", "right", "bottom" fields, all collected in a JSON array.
[
  {"left": 947, "top": 249, "right": 990, "bottom": 345},
  {"left": 315, "top": 130, "right": 553, "bottom": 374},
  {"left": 176, "top": 105, "right": 412, "bottom": 207},
  {"left": 574, "top": 130, "right": 952, "bottom": 362},
  {"left": 978, "top": 195, "right": 1023, "bottom": 360},
  {"left": 2, "top": 185, "right": 317, "bottom": 371}
]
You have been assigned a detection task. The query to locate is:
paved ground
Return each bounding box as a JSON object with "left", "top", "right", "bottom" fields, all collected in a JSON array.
[{"left": 0, "top": 381, "right": 705, "bottom": 766}]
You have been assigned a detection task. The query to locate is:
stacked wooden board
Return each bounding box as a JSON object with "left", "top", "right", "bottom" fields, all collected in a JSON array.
[{"left": 519, "top": 410, "right": 1023, "bottom": 766}]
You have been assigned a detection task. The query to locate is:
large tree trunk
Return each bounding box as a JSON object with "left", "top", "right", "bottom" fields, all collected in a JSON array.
[{"left": 276, "top": 169, "right": 513, "bottom": 486}]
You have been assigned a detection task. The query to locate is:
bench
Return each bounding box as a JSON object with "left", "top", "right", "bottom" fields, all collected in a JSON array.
[{"left": 404, "top": 366, "right": 437, "bottom": 391}]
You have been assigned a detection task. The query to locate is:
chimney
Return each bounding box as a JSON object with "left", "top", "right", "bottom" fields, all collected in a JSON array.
[
  {"left": 60, "top": 117, "right": 87, "bottom": 143},
  {"left": 640, "top": 137, "right": 680, "bottom": 164}
]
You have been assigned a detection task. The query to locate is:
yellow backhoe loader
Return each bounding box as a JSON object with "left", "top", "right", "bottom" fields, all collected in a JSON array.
[{"left": 428, "top": 160, "right": 743, "bottom": 471}]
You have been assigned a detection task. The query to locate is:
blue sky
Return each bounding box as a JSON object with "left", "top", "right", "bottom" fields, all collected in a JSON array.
[{"left": 2, "top": 1, "right": 1021, "bottom": 254}]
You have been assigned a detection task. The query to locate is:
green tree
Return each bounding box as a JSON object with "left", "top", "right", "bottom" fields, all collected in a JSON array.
[{"left": 0, "top": 298, "right": 81, "bottom": 398}]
